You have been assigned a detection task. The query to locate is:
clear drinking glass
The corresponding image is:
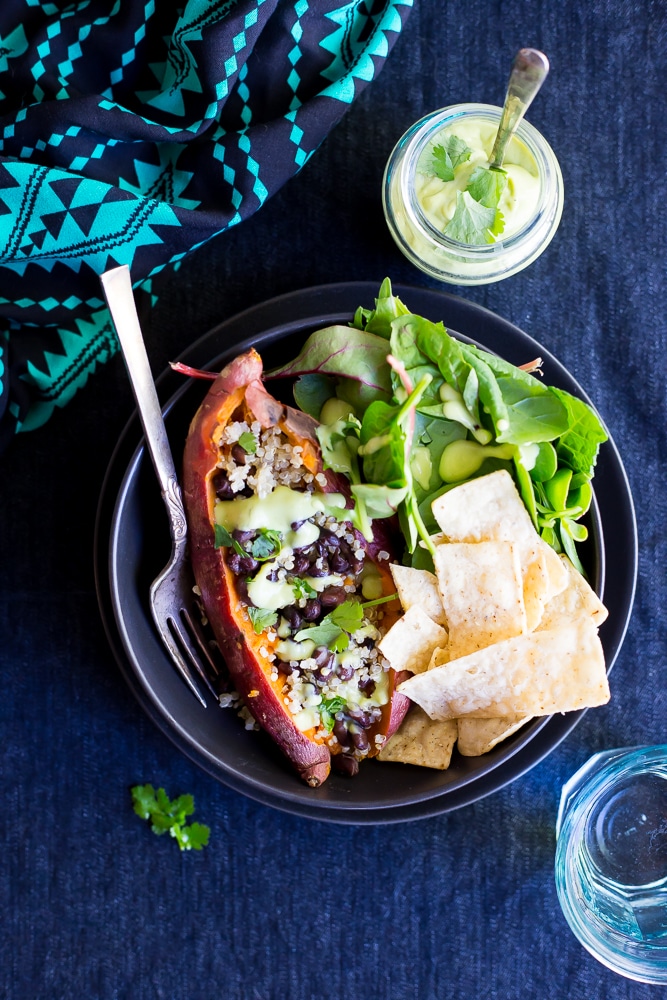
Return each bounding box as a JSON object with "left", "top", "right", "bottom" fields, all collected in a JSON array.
[
  {"left": 555, "top": 745, "right": 667, "bottom": 984},
  {"left": 382, "top": 103, "right": 564, "bottom": 285}
]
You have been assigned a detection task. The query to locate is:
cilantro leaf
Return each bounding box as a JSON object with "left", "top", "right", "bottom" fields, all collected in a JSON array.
[
  {"left": 214, "top": 522, "right": 246, "bottom": 556},
  {"left": 328, "top": 599, "right": 364, "bottom": 634},
  {"left": 431, "top": 144, "right": 455, "bottom": 182},
  {"left": 131, "top": 782, "right": 159, "bottom": 820},
  {"left": 329, "top": 630, "right": 350, "bottom": 653},
  {"left": 174, "top": 821, "right": 210, "bottom": 851},
  {"left": 467, "top": 165, "right": 507, "bottom": 209},
  {"left": 246, "top": 606, "right": 278, "bottom": 634},
  {"left": 320, "top": 696, "right": 346, "bottom": 732},
  {"left": 443, "top": 134, "right": 472, "bottom": 169},
  {"left": 294, "top": 599, "right": 364, "bottom": 650},
  {"left": 294, "top": 619, "right": 347, "bottom": 649},
  {"left": 445, "top": 191, "right": 497, "bottom": 245},
  {"left": 131, "top": 785, "right": 210, "bottom": 852},
  {"left": 250, "top": 528, "right": 282, "bottom": 561},
  {"left": 431, "top": 136, "right": 471, "bottom": 181},
  {"left": 238, "top": 431, "right": 257, "bottom": 454},
  {"left": 292, "top": 577, "right": 317, "bottom": 601}
]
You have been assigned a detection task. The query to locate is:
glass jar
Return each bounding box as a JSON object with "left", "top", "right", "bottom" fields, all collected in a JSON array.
[
  {"left": 382, "top": 103, "right": 564, "bottom": 285},
  {"left": 555, "top": 745, "right": 667, "bottom": 984}
]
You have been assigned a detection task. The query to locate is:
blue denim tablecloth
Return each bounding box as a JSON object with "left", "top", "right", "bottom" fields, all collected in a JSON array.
[{"left": 2, "top": 2, "right": 665, "bottom": 998}]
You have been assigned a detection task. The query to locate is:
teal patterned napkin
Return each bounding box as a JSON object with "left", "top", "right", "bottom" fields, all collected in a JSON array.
[{"left": 0, "top": 0, "right": 411, "bottom": 448}]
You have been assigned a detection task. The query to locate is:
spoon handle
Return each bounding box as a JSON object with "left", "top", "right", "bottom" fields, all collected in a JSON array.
[{"left": 490, "top": 48, "right": 550, "bottom": 170}]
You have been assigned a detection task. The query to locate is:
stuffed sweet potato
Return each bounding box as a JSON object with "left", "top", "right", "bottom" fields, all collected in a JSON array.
[{"left": 182, "top": 349, "right": 409, "bottom": 786}]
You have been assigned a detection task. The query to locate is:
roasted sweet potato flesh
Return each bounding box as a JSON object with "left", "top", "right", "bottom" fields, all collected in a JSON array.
[{"left": 182, "top": 349, "right": 408, "bottom": 786}]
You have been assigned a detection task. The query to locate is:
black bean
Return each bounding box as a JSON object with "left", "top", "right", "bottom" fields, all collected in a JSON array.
[
  {"left": 212, "top": 470, "right": 234, "bottom": 499},
  {"left": 329, "top": 552, "right": 350, "bottom": 574},
  {"left": 239, "top": 555, "right": 259, "bottom": 575},
  {"left": 301, "top": 599, "right": 321, "bottom": 621},
  {"left": 319, "top": 530, "right": 340, "bottom": 552},
  {"left": 232, "top": 528, "right": 255, "bottom": 543},
  {"left": 281, "top": 606, "right": 302, "bottom": 629},
  {"left": 350, "top": 558, "right": 365, "bottom": 576},
  {"left": 313, "top": 646, "right": 335, "bottom": 669},
  {"left": 291, "top": 519, "right": 307, "bottom": 531},
  {"left": 292, "top": 552, "right": 310, "bottom": 575},
  {"left": 312, "top": 651, "right": 336, "bottom": 682},
  {"left": 348, "top": 706, "right": 374, "bottom": 729},
  {"left": 332, "top": 753, "right": 359, "bottom": 777},
  {"left": 231, "top": 443, "right": 248, "bottom": 465},
  {"left": 226, "top": 551, "right": 242, "bottom": 575},
  {"left": 312, "top": 663, "right": 334, "bottom": 685},
  {"left": 333, "top": 719, "right": 351, "bottom": 747},
  {"left": 320, "top": 586, "right": 348, "bottom": 608},
  {"left": 349, "top": 725, "right": 369, "bottom": 752},
  {"left": 359, "top": 677, "right": 376, "bottom": 696},
  {"left": 336, "top": 662, "right": 355, "bottom": 682},
  {"left": 308, "top": 560, "right": 329, "bottom": 578},
  {"left": 278, "top": 660, "right": 297, "bottom": 675}
]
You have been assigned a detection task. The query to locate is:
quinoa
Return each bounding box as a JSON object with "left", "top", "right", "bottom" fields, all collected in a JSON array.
[{"left": 212, "top": 418, "right": 395, "bottom": 763}]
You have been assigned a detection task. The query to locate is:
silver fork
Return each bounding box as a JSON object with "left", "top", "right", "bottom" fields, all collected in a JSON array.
[{"left": 100, "top": 265, "right": 220, "bottom": 708}]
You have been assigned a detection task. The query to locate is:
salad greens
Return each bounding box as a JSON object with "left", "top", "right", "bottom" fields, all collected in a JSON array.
[
  {"left": 268, "top": 279, "right": 608, "bottom": 575},
  {"left": 131, "top": 784, "right": 210, "bottom": 851}
]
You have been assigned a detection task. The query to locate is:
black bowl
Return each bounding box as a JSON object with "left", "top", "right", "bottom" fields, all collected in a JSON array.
[{"left": 94, "top": 282, "right": 637, "bottom": 824}]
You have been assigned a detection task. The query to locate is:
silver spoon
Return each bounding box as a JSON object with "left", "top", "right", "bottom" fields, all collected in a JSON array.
[{"left": 489, "top": 48, "right": 550, "bottom": 171}]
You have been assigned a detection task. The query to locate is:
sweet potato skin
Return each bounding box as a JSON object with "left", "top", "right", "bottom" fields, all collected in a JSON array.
[{"left": 182, "top": 349, "right": 407, "bottom": 785}]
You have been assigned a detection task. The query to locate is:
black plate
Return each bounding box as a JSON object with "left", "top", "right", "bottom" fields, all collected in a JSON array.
[{"left": 94, "top": 282, "right": 637, "bottom": 825}]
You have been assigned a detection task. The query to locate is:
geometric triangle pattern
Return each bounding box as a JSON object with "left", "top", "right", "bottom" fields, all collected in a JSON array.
[{"left": 0, "top": 0, "right": 413, "bottom": 448}]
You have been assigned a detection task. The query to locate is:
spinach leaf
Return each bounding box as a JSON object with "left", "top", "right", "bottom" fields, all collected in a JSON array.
[
  {"left": 267, "top": 325, "right": 392, "bottom": 408},
  {"left": 293, "top": 373, "right": 335, "bottom": 419},
  {"left": 551, "top": 387, "right": 608, "bottom": 473},
  {"left": 351, "top": 276, "right": 411, "bottom": 339}
]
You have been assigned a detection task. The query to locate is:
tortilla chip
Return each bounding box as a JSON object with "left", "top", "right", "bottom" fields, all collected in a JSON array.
[
  {"left": 378, "top": 605, "right": 448, "bottom": 675},
  {"left": 389, "top": 563, "right": 447, "bottom": 626},
  {"left": 433, "top": 540, "right": 527, "bottom": 657},
  {"left": 539, "top": 537, "right": 570, "bottom": 601},
  {"left": 456, "top": 715, "right": 532, "bottom": 756},
  {"left": 398, "top": 618, "right": 609, "bottom": 720},
  {"left": 428, "top": 645, "right": 450, "bottom": 669},
  {"left": 377, "top": 706, "right": 458, "bottom": 769},
  {"left": 537, "top": 553, "right": 608, "bottom": 631},
  {"left": 430, "top": 470, "right": 563, "bottom": 630}
]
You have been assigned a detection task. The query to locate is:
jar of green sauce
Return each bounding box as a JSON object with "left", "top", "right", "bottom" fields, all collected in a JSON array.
[{"left": 382, "top": 103, "right": 564, "bottom": 285}]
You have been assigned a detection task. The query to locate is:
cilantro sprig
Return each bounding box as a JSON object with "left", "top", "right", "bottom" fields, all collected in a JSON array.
[
  {"left": 131, "top": 784, "right": 210, "bottom": 851},
  {"left": 292, "top": 576, "right": 317, "bottom": 601},
  {"left": 426, "top": 135, "right": 508, "bottom": 245},
  {"left": 249, "top": 528, "right": 282, "bottom": 561},
  {"left": 293, "top": 596, "right": 395, "bottom": 651},
  {"left": 320, "top": 696, "right": 346, "bottom": 732},
  {"left": 214, "top": 522, "right": 246, "bottom": 555},
  {"left": 237, "top": 430, "right": 257, "bottom": 454},
  {"left": 247, "top": 606, "right": 278, "bottom": 634},
  {"left": 294, "top": 599, "right": 363, "bottom": 651}
]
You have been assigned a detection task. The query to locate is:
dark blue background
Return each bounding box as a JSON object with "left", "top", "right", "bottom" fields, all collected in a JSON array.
[{"left": 2, "top": 1, "right": 665, "bottom": 997}]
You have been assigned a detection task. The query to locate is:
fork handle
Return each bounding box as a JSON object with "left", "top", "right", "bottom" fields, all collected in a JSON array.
[{"left": 101, "top": 265, "right": 186, "bottom": 543}]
